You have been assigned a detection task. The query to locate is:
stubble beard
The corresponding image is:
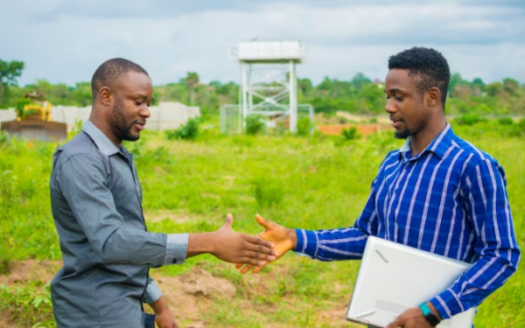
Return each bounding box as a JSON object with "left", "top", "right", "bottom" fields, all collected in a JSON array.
[
  {"left": 111, "top": 100, "right": 140, "bottom": 142},
  {"left": 394, "top": 128, "right": 412, "bottom": 139}
]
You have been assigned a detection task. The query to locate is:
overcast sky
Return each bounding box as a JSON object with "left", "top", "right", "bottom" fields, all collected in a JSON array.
[{"left": 1, "top": 0, "right": 524, "bottom": 86}]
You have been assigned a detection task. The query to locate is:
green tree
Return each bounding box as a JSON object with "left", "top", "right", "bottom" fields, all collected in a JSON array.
[
  {"left": 0, "top": 59, "right": 25, "bottom": 107},
  {"left": 350, "top": 72, "right": 371, "bottom": 90},
  {"left": 184, "top": 72, "right": 200, "bottom": 105}
]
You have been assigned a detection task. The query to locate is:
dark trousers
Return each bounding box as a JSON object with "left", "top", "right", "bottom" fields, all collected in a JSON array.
[{"left": 141, "top": 312, "right": 156, "bottom": 328}]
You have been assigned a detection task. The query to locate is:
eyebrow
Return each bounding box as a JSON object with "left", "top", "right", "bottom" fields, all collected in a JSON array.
[{"left": 386, "top": 88, "right": 403, "bottom": 93}]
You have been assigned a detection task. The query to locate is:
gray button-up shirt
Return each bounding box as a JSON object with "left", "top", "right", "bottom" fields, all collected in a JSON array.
[{"left": 50, "top": 121, "right": 189, "bottom": 328}]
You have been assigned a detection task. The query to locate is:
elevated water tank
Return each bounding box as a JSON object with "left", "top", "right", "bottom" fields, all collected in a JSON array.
[{"left": 231, "top": 41, "right": 305, "bottom": 63}]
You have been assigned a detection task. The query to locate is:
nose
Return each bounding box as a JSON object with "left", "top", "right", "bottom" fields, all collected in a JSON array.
[
  {"left": 140, "top": 104, "right": 151, "bottom": 119},
  {"left": 385, "top": 98, "right": 396, "bottom": 114}
]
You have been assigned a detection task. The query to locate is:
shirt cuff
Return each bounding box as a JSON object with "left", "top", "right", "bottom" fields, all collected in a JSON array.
[
  {"left": 429, "top": 288, "right": 464, "bottom": 320},
  {"left": 164, "top": 233, "right": 189, "bottom": 265},
  {"left": 295, "top": 229, "right": 319, "bottom": 258},
  {"left": 143, "top": 280, "right": 163, "bottom": 304}
]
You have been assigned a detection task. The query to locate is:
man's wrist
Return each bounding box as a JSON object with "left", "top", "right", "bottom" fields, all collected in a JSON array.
[
  {"left": 427, "top": 302, "right": 442, "bottom": 321},
  {"left": 287, "top": 228, "right": 297, "bottom": 250},
  {"left": 420, "top": 302, "right": 442, "bottom": 326},
  {"left": 187, "top": 232, "right": 215, "bottom": 257}
]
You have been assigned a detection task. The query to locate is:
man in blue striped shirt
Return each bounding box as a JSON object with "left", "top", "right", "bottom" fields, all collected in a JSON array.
[{"left": 237, "top": 47, "right": 520, "bottom": 327}]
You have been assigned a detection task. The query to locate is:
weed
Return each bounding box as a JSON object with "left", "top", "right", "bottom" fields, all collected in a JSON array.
[
  {"left": 165, "top": 117, "right": 200, "bottom": 140},
  {"left": 341, "top": 126, "right": 360, "bottom": 140},
  {"left": 245, "top": 115, "right": 265, "bottom": 135},
  {"left": 252, "top": 176, "right": 284, "bottom": 208}
]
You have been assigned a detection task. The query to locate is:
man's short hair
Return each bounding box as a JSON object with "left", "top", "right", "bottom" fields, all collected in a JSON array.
[
  {"left": 388, "top": 47, "right": 450, "bottom": 107},
  {"left": 91, "top": 58, "right": 149, "bottom": 99}
]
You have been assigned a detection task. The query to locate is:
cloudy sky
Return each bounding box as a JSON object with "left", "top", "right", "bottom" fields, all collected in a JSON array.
[{"left": 1, "top": 0, "right": 524, "bottom": 86}]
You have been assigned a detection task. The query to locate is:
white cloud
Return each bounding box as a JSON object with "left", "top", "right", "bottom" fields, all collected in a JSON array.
[{"left": 0, "top": 0, "right": 523, "bottom": 86}]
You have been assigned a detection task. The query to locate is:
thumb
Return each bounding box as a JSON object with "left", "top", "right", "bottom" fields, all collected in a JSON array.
[
  {"left": 255, "top": 214, "right": 276, "bottom": 231},
  {"left": 223, "top": 213, "right": 234, "bottom": 229}
]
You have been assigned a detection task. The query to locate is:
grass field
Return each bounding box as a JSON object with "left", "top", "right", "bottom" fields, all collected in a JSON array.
[{"left": 0, "top": 119, "right": 524, "bottom": 327}]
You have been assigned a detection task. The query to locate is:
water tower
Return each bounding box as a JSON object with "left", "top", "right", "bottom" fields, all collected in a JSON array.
[{"left": 223, "top": 40, "right": 312, "bottom": 134}]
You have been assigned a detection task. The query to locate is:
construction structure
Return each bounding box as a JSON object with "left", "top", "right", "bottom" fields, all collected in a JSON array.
[
  {"left": 221, "top": 40, "right": 314, "bottom": 134},
  {"left": 1, "top": 91, "right": 67, "bottom": 141}
]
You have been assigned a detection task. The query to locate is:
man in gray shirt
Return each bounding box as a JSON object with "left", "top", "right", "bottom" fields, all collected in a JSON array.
[{"left": 50, "top": 58, "right": 277, "bottom": 328}]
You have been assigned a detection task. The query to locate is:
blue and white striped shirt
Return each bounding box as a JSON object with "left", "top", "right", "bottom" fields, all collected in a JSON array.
[{"left": 295, "top": 124, "right": 520, "bottom": 320}]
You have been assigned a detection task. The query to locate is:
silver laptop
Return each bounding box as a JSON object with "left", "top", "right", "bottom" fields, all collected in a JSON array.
[{"left": 346, "top": 236, "right": 476, "bottom": 328}]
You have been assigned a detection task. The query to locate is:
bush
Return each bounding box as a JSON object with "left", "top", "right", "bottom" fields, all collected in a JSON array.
[
  {"left": 0, "top": 130, "right": 9, "bottom": 144},
  {"left": 510, "top": 118, "right": 525, "bottom": 137},
  {"left": 341, "top": 127, "right": 360, "bottom": 140},
  {"left": 455, "top": 114, "right": 481, "bottom": 126},
  {"left": 252, "top": 177, "right": 284, "bottom": 207},
  {"left": 297, "top": 117, "right": 312, "bottom": 136},
  {"left": 245, "top": 115, "right": 265, "bottom": 135},
  {"left": 165, "top": 117, "right": 200, "bottom": 140},
  {"left": 498, "top": 117, "right": 514, "bottom": 125}
]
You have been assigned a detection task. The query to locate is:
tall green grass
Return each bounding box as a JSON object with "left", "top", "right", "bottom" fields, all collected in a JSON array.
[{"left": 0, "top": 121, "right": 523, "bottom": 327}]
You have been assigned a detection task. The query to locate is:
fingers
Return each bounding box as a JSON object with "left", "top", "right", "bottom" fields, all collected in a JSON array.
[
  {"left": 241, "top": 257, "right": 267, "bottom": 267},
  {"left": 255, "top": 214, "right": 277, "bottom": 230},
  {"left": 222, "top": 213, "right": 234, "bottom": 229},
  {"left": 244, "top": 234, "right": 275, "bottom": 251},
  {"left": 244, "top": 250, "right": 276, "bottom": 261},
  {"left": 385, "top": 317, "right": 403, "bottom": 328},
  {"left": 245, "top": 241, "right": 279, "bottom": 256},
  {"left": 241, "top": 264, "right": 254, "bottom": 274}
]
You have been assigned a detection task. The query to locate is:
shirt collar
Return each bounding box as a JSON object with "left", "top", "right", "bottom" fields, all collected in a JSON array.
[
  {"left": 82, "top": 120, "right": 120, "bottom": 156},
  {"left": 399, "top": 123, "right": 454, "bottom": 161}
]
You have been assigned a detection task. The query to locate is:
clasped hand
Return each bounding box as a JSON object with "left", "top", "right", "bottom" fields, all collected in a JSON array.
[{"left": 236, "top": 214, "right": 296, "bottom": 274}]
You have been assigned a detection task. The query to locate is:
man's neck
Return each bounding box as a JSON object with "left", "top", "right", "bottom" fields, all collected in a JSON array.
[
  {"left": 89, "top": 113, "right": 122, "bottom": 148},
  {"left": 409, "top": 119, "right": 447, "bottom": 157}
]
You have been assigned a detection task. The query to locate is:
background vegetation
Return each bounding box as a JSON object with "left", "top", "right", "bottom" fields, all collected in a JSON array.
[
  {"left": 1, "top": 58, "right": 524, "bottom": 327},
  {"left": 0, "top": 118, "right": 524, "bottom": 327},
  {"left": 1, "top": 59, "right": 524, "bottom": 117}
]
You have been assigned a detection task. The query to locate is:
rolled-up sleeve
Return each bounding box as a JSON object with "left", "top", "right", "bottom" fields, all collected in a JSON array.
[
  {"left": 164, "top": 234, "right": 189, "bottom": 265},
  {"left": 143, "top": 277, "right": 163, "bottom": 304},
  {"left": 56, "top": 153, "right": 189, "bottom": 267}
]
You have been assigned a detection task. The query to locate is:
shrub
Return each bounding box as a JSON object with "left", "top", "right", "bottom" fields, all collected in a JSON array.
[
  {"left": 0, "top": 130, "right": 9, "bottom": 144},
  {"left": 455, "top": 114, "right": 480, "bottom": 126},
  {"left": 165, "top": 117, "right": 200, "bottom": 140},
  {"left": 341, "top": 127, "right": 360, "bottom": 140},
  {"left": 252, "top": 177, "right": 284, "bottom": 207},
  {"left": 498, "top": 117, "right": 514, "bottom": 126},
  {"left": 245, "top": 115, "right": 265, "bottom": 135},
  {"left": 297, "top": 117, "right": 312, "bottom": 136}
]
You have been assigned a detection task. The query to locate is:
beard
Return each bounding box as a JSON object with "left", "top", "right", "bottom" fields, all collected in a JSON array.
[
  {"left": 394, "top": 128, "right": 411, "bottom": 139},
  {"left": 111, "top": 100, "right": 140, "bottom": 142}
]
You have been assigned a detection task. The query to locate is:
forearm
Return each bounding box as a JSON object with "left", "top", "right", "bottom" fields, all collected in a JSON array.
[
  {"left": 149, "top": 295, "right": 169, "bottom": 314},
  {"left": 186, "top": 232, "right": 216, "bottom": 258},
  {"left": 98, "top": 228, "right": 188, "bottom": 266},
  {"left": 430, "top": 252, "right": 519, "bottom": 319},
  {"left": 295, "top": 227, "right": 368, "bottom": 261}
]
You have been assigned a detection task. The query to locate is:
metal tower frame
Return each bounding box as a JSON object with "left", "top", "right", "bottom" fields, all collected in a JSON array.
[{"left": 230, "top": 41, "right": 305, "bottom": 133}]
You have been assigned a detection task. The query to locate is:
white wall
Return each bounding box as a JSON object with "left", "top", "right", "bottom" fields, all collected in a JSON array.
[{"left": 0, "top": 102, "right": 200, "bottom": 131}]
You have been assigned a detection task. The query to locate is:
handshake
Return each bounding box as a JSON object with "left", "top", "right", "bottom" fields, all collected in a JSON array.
[{"left": 192, "top": 214, "right": 295, "bottom": 274}]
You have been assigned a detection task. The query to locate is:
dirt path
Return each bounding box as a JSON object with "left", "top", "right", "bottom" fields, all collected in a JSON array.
[{"left": 0, "top": 260, "right": 356, "bottom": 328}]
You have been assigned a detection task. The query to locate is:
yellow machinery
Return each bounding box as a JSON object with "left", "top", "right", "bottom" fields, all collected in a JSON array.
[
  {"left": 1, "top": 91, "right": 67, "bottom": 141},
  {"left": 17, "top": 91, "right": 53, "bottom": 121}
]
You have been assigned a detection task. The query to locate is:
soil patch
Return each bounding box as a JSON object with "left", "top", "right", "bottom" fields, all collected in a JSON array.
[{"left": 0, "top": 259, "right": 62, "bottom": 286}]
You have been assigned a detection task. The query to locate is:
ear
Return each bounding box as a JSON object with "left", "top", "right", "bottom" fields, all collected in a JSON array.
[
  {"left": 425, "top": 87, "right": 440, "bottom": 108},
  {"left": 98, "top": 86, "right": 113, "bottom": 107}
]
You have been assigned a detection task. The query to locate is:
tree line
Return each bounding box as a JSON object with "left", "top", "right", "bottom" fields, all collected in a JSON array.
[{"left": 1, "top": 59, "right": 524, "bottom": 117}]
